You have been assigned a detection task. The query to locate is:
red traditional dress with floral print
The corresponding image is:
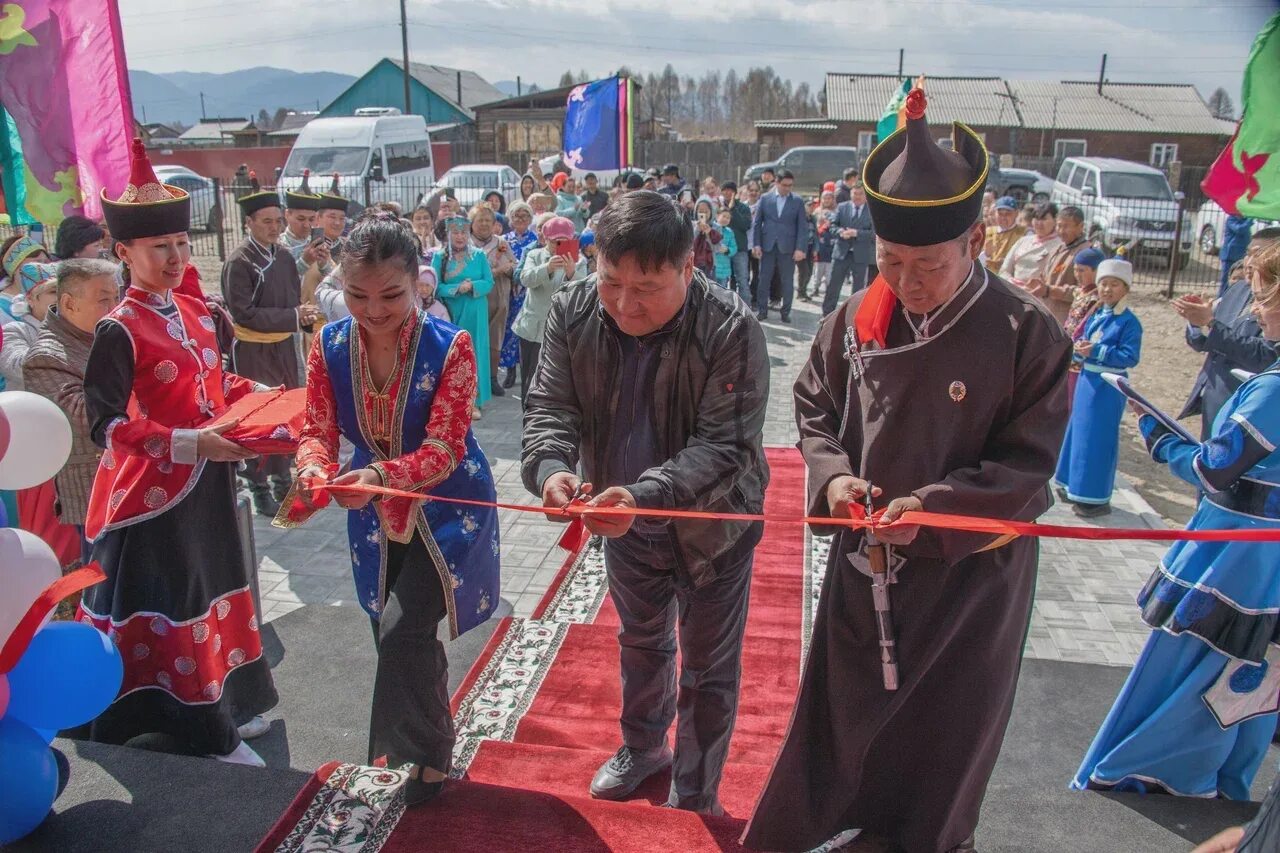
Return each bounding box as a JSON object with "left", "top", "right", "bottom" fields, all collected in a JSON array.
[
  {"left": 84, "top": 287, "right": 259, "bottom": 540},
  {"left": 291, "top": 311, "right": 477, "bottom": 540}
]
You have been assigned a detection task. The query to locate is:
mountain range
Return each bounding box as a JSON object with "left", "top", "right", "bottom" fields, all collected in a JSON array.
[{"left": 129, "top": 68, "right": 543, "bottom": 128}]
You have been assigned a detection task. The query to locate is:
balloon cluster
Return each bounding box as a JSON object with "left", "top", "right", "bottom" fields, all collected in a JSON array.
[{"left": 0, "top": 392, "right": 122, "bottom": 845}]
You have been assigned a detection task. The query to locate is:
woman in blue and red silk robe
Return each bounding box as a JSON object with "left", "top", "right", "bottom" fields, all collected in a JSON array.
[
  {"left": 280, "top": 211, "right": 500, "bottom": 806},
  {"left": 79, "top": 139, "right": 278, "bottom": 766}
]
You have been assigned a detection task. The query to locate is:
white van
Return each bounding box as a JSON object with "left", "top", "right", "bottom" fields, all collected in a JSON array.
[{"left": 278, "top": 108, "right": 434, "bottom": 216}]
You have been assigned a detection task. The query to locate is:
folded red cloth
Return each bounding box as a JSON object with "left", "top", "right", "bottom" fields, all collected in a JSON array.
[{"left": 210, "top": 388, "right": 307, "bottom": 454}]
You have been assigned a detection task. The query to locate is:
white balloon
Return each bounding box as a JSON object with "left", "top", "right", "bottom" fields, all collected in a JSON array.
[
  {"left": 0, "top": 528, "right": 63, "bottom": 653},
  {"left": 0, "top": 391, "right": 72, "bottom": 489}
]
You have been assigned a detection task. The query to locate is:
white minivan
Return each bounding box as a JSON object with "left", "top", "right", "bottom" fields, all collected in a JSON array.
[{"left": 278, "top": 108, "right": 434, "bottom": 216}]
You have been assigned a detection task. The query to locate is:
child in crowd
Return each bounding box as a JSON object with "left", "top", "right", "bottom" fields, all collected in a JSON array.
[
  {"left": 1063, "top": 246, "right": 1106, "bottom": 408},
  {"left": 691, "top": 197, "right": 722, "bottom": 279},
  {"left": 580, "top": 229, "right": 598, "bottom": 276},
  {"left": 416, "top": 264, "right": 450, "bottom": 323},
  {"left": 1054, "top": 256, "right": 1143, "bottom": 517},
  {"left": 713, "top": 207, "right": 737, "bottom": 288}
]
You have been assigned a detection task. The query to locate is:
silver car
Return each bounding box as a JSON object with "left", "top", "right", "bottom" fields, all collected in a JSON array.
[{"left": 154, "top": 166, "right": 218, "bottom": 232}]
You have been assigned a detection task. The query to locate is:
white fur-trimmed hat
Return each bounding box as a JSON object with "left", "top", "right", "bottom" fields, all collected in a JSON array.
[{"left": 1096, "top": 257, "right": 1133, "bottom": 288}]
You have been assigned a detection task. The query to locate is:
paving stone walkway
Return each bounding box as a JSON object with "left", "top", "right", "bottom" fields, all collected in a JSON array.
[{"left": 253, "top": 293, "right": 1172, "bottom": 669}]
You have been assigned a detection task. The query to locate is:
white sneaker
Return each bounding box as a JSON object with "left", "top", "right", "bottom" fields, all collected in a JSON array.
[
  {"left": 212, "top": 740, "right": 266, "bottom": 767},
  {"left": 237, "top": 715, "right": 271, "bottom": 740}
]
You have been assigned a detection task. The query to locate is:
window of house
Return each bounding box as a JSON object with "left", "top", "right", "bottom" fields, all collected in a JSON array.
[
  {"left": 857, "top": 131, "right": 876, "bottom": 151},
  {"left": 1150, "top": 143, "right": 1179, "bottom": 167},
  {"left": 385, "top": 140, "right": 432, "bottom": 175},
  {"left": 1053, "top": 139, "right": 1087, "bottom": 161}
]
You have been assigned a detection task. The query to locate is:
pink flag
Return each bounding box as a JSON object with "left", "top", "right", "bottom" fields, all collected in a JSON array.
[{"left": 0, "top": 1, "right": 133, "bottom": 222}]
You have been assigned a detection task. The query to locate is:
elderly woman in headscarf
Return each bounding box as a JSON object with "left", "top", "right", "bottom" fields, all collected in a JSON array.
[
  {"left": 0, "top": 262, "right": 58, "bottom": 391},
  {"left": 469, "top": 204, "right": 515, "bottom": 400},
  {"left": 0, "top": 233, "right": 53, "bottom": 323},
  {"left": 498, "top": 201, "right": 538, "bottom": 390}
]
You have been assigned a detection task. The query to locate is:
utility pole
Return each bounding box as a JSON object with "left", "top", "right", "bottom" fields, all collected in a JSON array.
[
  {"left": 399, "top": 0, "right": 412, "bottom": 114},
  {"left": 1097, "top": 53, "right": 1107, "bottom": 95},
  {"left": 897, "top": 49, "right": 904, "bottom": 79},
  {"left": 199, "top": 92, "right": 206, "bottom": 120},
  {"left": 517, "top": 75, "right": 522, "bottom": 97}
]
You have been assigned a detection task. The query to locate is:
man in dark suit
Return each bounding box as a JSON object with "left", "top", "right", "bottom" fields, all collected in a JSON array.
[
  {"left": 751, "top": 169, "right": 809, "bottom": 323},
  {"left": 834, "top": 167, "right": 858, "bottom": 205},
  {"left": 823, "top": 184, "right": 876, "bottom": 315},
  {"left": 1176, "top": 227, "right": 1280, "bottom": 438}
]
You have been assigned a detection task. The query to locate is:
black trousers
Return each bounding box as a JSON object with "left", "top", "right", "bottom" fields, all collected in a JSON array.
[
  {"left": 824, "top": 256, "right": 870, "bottom": 315},
  {"left": 242, "top": 454, "right": 290, "bottom": 489},
  {"left": 369, "top": 534, "right": 452, "bottom": 773},
  {"left": 519, "top": 338, "right": 542, "bottom": 404}
]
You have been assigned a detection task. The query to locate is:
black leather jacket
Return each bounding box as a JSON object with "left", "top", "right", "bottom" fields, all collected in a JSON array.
[{"left": 521, "top": 271, "right": 770, "bottom": 587}]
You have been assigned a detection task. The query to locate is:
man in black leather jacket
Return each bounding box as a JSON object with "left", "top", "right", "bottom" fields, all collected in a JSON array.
[{"left": 521, "top": 190, "right": 769, "bottom": 815}]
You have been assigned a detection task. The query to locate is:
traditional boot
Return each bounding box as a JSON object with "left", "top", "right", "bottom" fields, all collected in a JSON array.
[{"left": 250, "top": 486, "right": 280, "bottom": 518}]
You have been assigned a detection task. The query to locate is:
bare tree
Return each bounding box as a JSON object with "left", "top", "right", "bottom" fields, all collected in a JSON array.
[{"left": 1207, "top": 87, "right": 1235, "bottom": 121}]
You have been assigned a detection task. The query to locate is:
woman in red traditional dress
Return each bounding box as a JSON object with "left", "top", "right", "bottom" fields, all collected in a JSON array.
[{"left": 78, "top": 140, "right": 278, "bottom": 766}]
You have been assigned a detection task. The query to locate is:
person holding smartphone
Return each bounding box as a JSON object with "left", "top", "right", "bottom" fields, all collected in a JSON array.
[{"left": 510, "top": 216, "right": 585, "bottom": 402}]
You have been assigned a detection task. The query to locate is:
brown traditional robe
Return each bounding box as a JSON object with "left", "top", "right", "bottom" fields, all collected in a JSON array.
[
  {"left": 744, "top": 263, "right": 1071, "bottom": 853},
  {"left": 220, "top": 237, "right": 304, "bottom": 389},
  {"left": 983, "top": 224, "right": 1025, "bottom": 273}
]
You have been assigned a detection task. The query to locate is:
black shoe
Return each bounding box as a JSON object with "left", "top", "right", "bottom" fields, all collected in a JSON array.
[
  {"left": 1054, "top": 485, "right": 1069, "bottom": 502},
  {"left": 502, "top": 368, "right": 517, "bottom": 389},
  {"left": 780, "top": 312, "right": 792, "bottom": 324},
  {"left": 756, "top": 310, "right": 768, "bottom": 321},
  {"left": 271, "top": 479, "right": 290, "bottom": 504},
  {"left": 1072, "top": 502, "right": 1111, "bottom": 518},
  {"left": 404, "top": 778, "right": 444, "bottom": 807},
  {"left": 250, "top": 488, "right": 280, "bottom": 518},
  {"left": 490, "top": 377, "right": 505, "bottom": 397}
]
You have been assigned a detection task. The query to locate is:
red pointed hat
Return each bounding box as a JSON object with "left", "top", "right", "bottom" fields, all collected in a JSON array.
[{"left": 101, "top": 138, "right": 191, "bottom": 240}]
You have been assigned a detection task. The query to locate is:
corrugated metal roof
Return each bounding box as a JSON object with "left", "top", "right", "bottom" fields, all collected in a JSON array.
[
  {"left": 755, "top": 120, "right": 838, "bottom": 131},
  {"left": 388, "top": 59, "right": 506, "bottom": 117},
  {"left": 1006, "top": 81, "right": 1233, "bottom": 135},
  {"left": 824, "top": 74, "right": 1019, "bottom": 127},
  {"left": 179, "top": 118, "right": 252, "bottom": 142}
]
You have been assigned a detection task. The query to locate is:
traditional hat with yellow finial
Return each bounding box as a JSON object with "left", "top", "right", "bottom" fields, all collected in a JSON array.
[
  {"left": 317, "top": 172, "right": 349, "bottom": 212},
  {"left": 285, "top": 168, "right": 322, "bottom": 211},
  {"left": 100, "top": 138, "right": 191, "bottom": 240},
  {"left": 237, "top": 171, "right": 282, "bottom": 217}
]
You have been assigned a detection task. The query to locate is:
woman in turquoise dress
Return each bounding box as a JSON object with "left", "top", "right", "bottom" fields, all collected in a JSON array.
[
  {"left": 1073, "top": 241, "right": 1280, "bottom": 801},
  {"left": 431, "top": 214, "right": 493, "bottom": 416}
]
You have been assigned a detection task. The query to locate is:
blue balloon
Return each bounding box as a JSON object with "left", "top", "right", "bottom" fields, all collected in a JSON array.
[
  {"left": 6, "top": 622, "right": 123, "bottom": 731},
  {"left": 0, "top": 717, "right": 57, "bottom": 844},
  {"left": 0, "top": 495, "right": 8, "bottom": 527}
]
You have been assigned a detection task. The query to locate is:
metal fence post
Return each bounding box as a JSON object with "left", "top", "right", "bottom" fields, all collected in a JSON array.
[
  {"left": 212, "top": 177, "right": 227, "bottom": 262},
  {"left": 1166, "top": 194, "right": 1185, "bottom": 300},
  {"left": 363, "top": 176, "right": 372, "bottom": 210}
]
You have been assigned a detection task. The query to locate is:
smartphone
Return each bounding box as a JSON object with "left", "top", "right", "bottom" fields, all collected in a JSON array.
[
  {"left": 553, "top": 238, "right": 580, "bottom": 264},
  {"left": 698, "top": 212, "right": 709, "bottom": 224},
  {"left": 310, "top": 226, "right": 325, "bottom": 244}
]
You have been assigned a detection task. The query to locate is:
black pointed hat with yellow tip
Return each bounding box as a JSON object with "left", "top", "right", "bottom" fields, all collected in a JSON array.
[
  {"left": 285, "top": 169, "right": 322, "bottom": 211},
  {"left": 862, "top": 87, "right": 989, "bottom": 246},
  {"left": 101, "top": 138, "right": 192, "bottom": 240},
  {"left": 237, "top": 172, "right": 282, "bottom": 217},
  {"left": 317, "top": 172, "right": 349, "bottom": 212}
]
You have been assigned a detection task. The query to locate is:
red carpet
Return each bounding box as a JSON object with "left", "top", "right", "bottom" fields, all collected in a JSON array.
[{"left": 262, "top": 446, "right": 808, "bottom": 853}]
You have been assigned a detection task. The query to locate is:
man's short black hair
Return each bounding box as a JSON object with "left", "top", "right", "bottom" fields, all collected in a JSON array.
[
  {"left": 722, "top": 181, "right": 738, "bottom": 192},
  {"left": 777, "top": 170, "right": 795, "bottom": 182},
  {"left": 761, "top": 167, "right": 776, "bottom": 176},
  {"left": 594, "top": 190, "right": 693, "bottom": 273},
  {"left": 1032, "top": 201, "right": 1059, "bottom": 219},
  {"left": 1254, "top": 226, "right": 1280, "bottom": 241},
  {"left": 843, "top": 167, "right": 858, "bottom": 181},
  {"left": 584, "top": 172, "right": 597, "bottom": 181},
  {"left": 1058, "top": 205, "right": 1085, "bottom": 224}
]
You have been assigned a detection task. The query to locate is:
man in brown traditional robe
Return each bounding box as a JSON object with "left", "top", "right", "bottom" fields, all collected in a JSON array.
[
  {"left": 221, "top": 183, "right": 320, "bottom": 515},
  {"left": 744, "top": 89, "right": 1071, "bottom": 853}
]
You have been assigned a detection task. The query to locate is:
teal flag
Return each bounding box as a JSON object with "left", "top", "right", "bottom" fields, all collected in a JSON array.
[
  {"left": 876, "top": 78, "right": 912, "bottom": 143},
  {"left": 0, "top": 104, "right": 33, "bottom": 225}
]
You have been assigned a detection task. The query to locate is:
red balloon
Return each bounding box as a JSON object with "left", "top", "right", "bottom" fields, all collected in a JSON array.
[
  {"left": 0, "top": 407, "right": 10, "bottom": 460},
  {"left": 0, "top": 673, "right": 8, "bottom": 718}
]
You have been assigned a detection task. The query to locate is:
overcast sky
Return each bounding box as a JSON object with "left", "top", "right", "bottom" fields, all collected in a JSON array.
[{"left": 120, "top": 0, "right": 1274, "bottom": 105}]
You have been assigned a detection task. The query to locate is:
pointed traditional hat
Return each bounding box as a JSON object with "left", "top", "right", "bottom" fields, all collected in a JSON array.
[
  {"left": 317, "top": 172, "right": 349, "bottom": 212},
  {"left": 237, "top": 171, "right": 282, "bottom": 217},
  {"left": 101, "top": 139, "right": 191, "bottom": 240},
  {"left": 285, "top": 168, "right": 322, "bottom": 211}
]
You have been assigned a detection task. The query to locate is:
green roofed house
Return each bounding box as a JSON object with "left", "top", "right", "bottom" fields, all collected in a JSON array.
[{"left": 321, "top": 59, "right": 505, "bottom": 126}]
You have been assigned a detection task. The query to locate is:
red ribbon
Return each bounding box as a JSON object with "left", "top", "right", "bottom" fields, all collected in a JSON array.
[
  {"left": 0, "top": 562, "right": 108, "bottom": 674},
  {"left": 302, "top": 479, "right": 1280, "bottom": 545}
]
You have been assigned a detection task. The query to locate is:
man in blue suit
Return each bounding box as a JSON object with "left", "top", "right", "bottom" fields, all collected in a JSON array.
[
  {"left": 751, "top": 169, "right": 809, "bottom": 323},
  {"left": 823, "top": 184, "right": 876, "bottom": 316}
]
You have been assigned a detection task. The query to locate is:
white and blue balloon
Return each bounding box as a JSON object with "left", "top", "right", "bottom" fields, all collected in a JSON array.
[{"left": 0, "top": 392, "right": 122, "bottom": 845}]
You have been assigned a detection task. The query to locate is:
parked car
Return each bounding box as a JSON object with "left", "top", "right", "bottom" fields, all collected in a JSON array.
[
  {"left": 742, "top": 159, "right": 777, "bottom": 185},
  {"left": 278, "top": 108, "right": 434, "bottom": 217},
  {"left": 153, "top": 166, "right": 218, "bottom": 232},
  {"left": 1051, "top": 156, "right": 1193, "bottom": 267},
  {"left": 763, "top": 147, "right": 860, "bottom": 194},
  {"left": 425, "top": 165, "right": 524, "bottom": 212},
  {"left": 1192, "top": 199, "right": 1279, "bottom": 256},
  {"left": 987, "top": 167, "right": 1052, "bottom": 203}
]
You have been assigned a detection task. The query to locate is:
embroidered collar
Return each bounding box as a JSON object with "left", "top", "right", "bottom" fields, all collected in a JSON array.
[
  {"left": 1098, "top": 297, "right": 1129, "bottom": 316},
  {"left": 126, "top": 286, "right": 173, "bottom": 307},
  {"left": 900, "top": 263, "right": 981, "bottom": 342}
]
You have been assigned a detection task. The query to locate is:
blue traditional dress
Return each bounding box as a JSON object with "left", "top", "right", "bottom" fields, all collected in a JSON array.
[
  {"left": 500, "top": 229, "right": 539, "bottom": 372},
  {"left": 432, "top": 246, "right": 493, "bottom": 407},
  {"left": 1054, "top": 301, "right": 1143, "bottom": 504},
  {"left": 286, "top": 309, "right": 500, "bottom": 637},
  {"left": 1072, "top": 360, "right": 1280, "bottom": 799}
]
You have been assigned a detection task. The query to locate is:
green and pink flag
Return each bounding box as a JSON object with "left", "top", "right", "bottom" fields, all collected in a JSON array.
[
  {"left": 1202, "top": 11, "right": 1280, "bottom": 219},
  {"left": 0, "top": 0, "right": 134, "bottom": 225}
]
